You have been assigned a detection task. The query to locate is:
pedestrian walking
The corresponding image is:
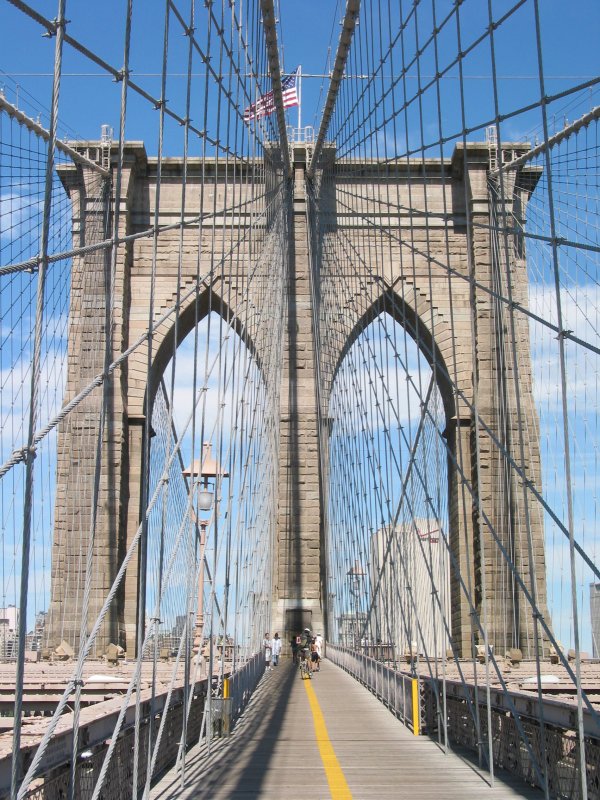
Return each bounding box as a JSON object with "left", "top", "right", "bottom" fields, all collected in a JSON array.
[
  {"left": 290, "top": 634, "right": 299, "bottom": 664},
  {"left": 263, "top": 633, "right": 272, "bottom": 671},
  {"left": 315, "top": 633, "right": 323, "bottom": 660},
  {"left": 310, "top": 638, "right": 320, "bottom": 672},
  {"left": 272, "top": 632, "right": 282, "bottom": 666}
]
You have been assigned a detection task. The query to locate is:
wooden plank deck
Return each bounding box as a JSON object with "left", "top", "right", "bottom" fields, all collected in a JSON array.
[{"left": 151, "top": 660, "right": 543, "bottom": 799}]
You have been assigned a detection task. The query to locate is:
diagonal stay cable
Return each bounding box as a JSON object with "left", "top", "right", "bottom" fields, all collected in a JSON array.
[
  {"left": 15, "top": 338, "right": 226, "bottom": 798},
  {"left": 0, "top": 186, "right": 285, "bottom": 482},
  {"left": 0, "top": 189, "right": 270, "bottom": 276},
  {"left": 328, "top": 223, "right": 600, "bottom": 584},
  {"left": 308, "top": 0, "right": 360, "bottom": 178}
]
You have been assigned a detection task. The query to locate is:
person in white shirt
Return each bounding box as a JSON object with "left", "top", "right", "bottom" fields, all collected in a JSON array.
[
  {"left": 315, "top": 633, "right": 323, "bottom": 660},
  {"left": 272, "top": 632, "right": 282, "bottom": 666},
  {"left": 263, "top": 633, "right": 272, "bottom": 671}
]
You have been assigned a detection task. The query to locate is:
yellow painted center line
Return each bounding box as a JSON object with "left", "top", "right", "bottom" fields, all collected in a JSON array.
[{"left": 303, "top": 678, "right": 353, "bottom": 800}]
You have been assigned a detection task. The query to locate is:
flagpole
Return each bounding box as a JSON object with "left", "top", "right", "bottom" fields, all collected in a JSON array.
[{"left": 298, "top": 65, "right": 302, "bottom": 133}]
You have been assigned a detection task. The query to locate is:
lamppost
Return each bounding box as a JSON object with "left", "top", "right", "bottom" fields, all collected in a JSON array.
[
  {"left": 347, "top": 561, "right": 365, "bottom": 650},
  {"left": 183, "top": 442, "right": 229, "bottom": 664}
]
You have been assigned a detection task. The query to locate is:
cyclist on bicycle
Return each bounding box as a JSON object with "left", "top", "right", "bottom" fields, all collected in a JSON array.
[
  {"left": 301, "top": 627, "right": 312, "bottom": 654},
  {"left": 299, "top": 627, "right": 312, "bottom": 678}
]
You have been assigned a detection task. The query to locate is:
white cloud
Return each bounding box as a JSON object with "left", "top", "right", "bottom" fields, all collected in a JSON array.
[
  {"left": 329, "top": 313, "right": 435, "bottom": 435},
  {"left": 526, "top": 282, "right": 600, "bottom": 420},
  {"left": 157, "top": 313, "right": 265, "bottom": 472},
  {"left": 529, "top": 281, "right": 600, "bottom": 345},
  {"left": 0, "top": 191, "right": 42, "bottom": 254},
  {"left": 0, "top": 335, "right": 67, "bottom": 458}
]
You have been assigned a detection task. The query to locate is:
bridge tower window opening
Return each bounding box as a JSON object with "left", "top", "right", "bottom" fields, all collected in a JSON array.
[
  {"left": 146, "top": 310, "right": 277, "bottom": 669},
  {"left": 326, "top": 311, "right": 451, "bottom": 666}
]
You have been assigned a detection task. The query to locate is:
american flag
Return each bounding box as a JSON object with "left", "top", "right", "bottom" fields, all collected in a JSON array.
[{"left": 244, "top": 67, "right": 299, "bottom": 122}]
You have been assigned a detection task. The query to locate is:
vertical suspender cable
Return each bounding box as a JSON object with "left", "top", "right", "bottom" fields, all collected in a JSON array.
[
  {"left": 133, "top": 2, "right": 171, "bottom": 795},
  {"left": 10, "top": 2, "right": 66, "bottom": 797},
  {"left": 69, "top": 3, "right": 133, "bottom": 796},
  {"left": 531, "top": 2, "right": 587, "bottom": 796},
  {"left": 486, "top": 0, "right": 550, "bottom": 790}
]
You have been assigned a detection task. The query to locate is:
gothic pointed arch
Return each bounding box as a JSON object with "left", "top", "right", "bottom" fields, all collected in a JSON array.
[{"left": 330, "top": 286, "right": 457, "bottom": 427}]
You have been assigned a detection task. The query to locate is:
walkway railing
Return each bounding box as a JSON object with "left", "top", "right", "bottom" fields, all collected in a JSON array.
[
  {"left": 16, "top": 653, "right": 265, "bottom": 800},
  {"left": 18, "top": 676, "right": 208, "bottom": 800},
  {"left": 327, "top": 644, "right": 600, "bottom": 800},
  {"left": 287, "top": 125, "right": 314, "bottom": 143},
  {"left": 421, "top": 676, "right": 600, "bottom": 800},
  {"left": 228, "top": 652, "right": 264, "bottom": 727},
  {"left": 326, "top": 643, "right": 421, "bottom": 733}
]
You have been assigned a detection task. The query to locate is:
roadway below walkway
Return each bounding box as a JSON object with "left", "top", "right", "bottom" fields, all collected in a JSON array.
[{"left": 151, "top": 659, "right": 543, "bottom": 799}]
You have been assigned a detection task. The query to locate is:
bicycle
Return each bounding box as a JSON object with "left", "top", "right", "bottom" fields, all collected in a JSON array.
[{"left": 298, "top": 646, "right": 312, "bottom": 680}]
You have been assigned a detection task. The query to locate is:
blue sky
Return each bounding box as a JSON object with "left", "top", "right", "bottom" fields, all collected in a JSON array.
[{"left": 0, "top": 1, "right": 598, "bottom": 153}]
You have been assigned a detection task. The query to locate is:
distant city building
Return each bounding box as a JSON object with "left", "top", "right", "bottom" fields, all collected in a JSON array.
[
  {"left": 35, "top": 610, "right": 47, "bottom": 634},
  {"left": 338, "top": 612, "right": 368, "bottom": 648},
  {"left": 172, "top": 615, "right": 187, "bottom": 638},
  {"left": 28, "top": 610, "right": 47, "bottom": 651},
  {"left": 591, "top": 583, "right": 600, "bottom": 659},
  {"left": 369, "top": 520, "right": 450, "bottom": 660},
  {"left": 0, "top": 605, "right": 19, "bottom": 659}
]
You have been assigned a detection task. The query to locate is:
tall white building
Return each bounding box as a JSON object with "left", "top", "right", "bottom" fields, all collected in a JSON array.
[
  {"left": 369, "top": 520, "right": 450, "bottom": 660},
  {"left": 0, "top": 606, "right": 19, "bottom": 659}
]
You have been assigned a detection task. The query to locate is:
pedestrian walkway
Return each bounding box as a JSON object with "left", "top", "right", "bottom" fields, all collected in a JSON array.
[{"left": 151, "top": 660, "right": 543, "bottom": 799}]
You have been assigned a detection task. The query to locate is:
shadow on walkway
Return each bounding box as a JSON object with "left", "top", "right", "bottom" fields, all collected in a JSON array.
[
  {"left": 153, "top": 659, "right": 543, "bottom": 800},
  {"left": 152, "top": 663, "right": 296, "bottom": 799}
]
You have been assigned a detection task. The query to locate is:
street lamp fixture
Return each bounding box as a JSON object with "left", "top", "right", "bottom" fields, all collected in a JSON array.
[
  {"left": 197, "top": 487, "right": 214, "bottom": 511},
  {"left": 347, "top": 561, "right": 366, "bottom": 592},
  {"left": 183, "top": 441, "right": 229, "bottom": 506}
]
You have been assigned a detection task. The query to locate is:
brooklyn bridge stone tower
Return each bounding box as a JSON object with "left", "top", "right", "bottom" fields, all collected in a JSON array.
[{"left": 47, "top": 138, "right": 550, "bottom": 658}]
